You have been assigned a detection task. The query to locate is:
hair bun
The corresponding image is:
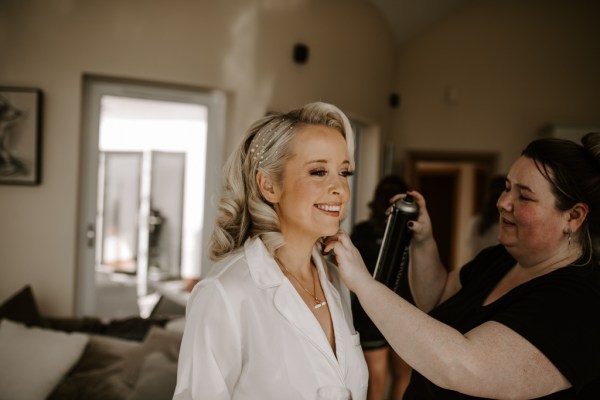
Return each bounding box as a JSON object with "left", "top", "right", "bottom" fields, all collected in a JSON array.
[{"left": 582, "top": 132, "right": 600, "bottom": 170}]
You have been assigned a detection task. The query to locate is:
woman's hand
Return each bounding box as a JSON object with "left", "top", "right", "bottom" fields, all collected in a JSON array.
[
  {"left": 391, "top": 190, "right": 434, "bottom": 246},
  {"left": 323, "top": 230, "right": 373, "bottom": 293}
]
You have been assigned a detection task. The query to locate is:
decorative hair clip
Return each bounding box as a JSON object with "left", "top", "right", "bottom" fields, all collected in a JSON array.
[{"left": 248, "top": 120, "right": 295, "bottom": 166}]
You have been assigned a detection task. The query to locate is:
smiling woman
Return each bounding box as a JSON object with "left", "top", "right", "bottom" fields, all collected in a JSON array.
[{"left": 173, "top": 102, "right": 368, "bottom": 400}]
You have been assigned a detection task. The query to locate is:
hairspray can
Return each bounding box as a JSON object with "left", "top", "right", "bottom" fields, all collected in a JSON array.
[{"left": 372, "top": 194, "right": 419, "bottom": 294}]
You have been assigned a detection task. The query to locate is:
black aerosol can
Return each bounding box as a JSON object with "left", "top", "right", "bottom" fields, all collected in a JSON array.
[{"left": 372, "top": 194, "right": 419, "bottom": 294}]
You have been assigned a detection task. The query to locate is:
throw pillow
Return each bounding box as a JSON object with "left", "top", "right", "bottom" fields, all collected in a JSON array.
[
  {"left": 0, "top": 319, "right": 89, "bottom": 400},
  {"left": 127, "top": 352, "right": 178, "bottom": 400},
  {"left": 164, "top": 316, "right": 186, "bottom": 333},
  {"left": 48, "top": 334, "right": 141, "bottom": 400},
  {"left": 121, "top": 326, "right": 183, "bottom": 387},
  {"left": 0, "top": 285, "right": 47, "bottom": 327}
]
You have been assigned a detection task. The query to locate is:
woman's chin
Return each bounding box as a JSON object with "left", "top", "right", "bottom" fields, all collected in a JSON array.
[
  {"left": 498, "top": 237, "right": 518, "bottom": 250},
  {"left": 319, "top": 227, "right": 339, "bottom": 239}
]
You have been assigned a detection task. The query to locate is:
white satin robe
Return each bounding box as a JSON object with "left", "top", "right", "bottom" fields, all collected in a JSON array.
[{"left": 173, "top": 238, "right": 368, "bottom": 400}]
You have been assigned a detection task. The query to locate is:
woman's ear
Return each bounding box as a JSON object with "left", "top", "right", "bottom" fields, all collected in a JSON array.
[
  {"left": 568, "top": 202, "right": 589, "bottom": 232},
  {"left": 256, "top": 171, "right": 279, "bottom": 203}
]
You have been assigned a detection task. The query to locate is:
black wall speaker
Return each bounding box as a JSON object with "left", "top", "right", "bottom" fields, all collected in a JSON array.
[
  {"left": 293, "top": 43, "right": 309, "bottom": 64},
  {"left": 389, "top": 93, "right": 400, "bottom": 108}
]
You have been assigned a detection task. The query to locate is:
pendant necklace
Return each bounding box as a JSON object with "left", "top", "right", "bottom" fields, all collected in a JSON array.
[{"left": 275, "top": 256, "right": 327, "bottom": 309}]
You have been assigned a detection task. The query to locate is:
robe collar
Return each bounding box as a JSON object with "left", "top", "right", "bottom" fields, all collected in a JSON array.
[{"left": 243, "top": 237, "right": 349, "bottom": 378}]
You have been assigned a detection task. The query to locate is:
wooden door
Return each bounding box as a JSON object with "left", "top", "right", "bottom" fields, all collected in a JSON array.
[
  {"left": 406, "top": 151, "right": 498, "bottom": 271},
  {"left": 416, "top": 170, "right": 458, "bottom": 270}
]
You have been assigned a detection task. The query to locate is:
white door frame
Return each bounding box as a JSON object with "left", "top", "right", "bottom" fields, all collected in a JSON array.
[{"left": 75, "top": 76, "right": 226, "bottom": 317}]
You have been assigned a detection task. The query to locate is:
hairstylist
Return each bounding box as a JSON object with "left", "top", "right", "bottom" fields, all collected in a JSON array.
[{"left": 326, "top": 133, "right": 600, "bottom": 398}]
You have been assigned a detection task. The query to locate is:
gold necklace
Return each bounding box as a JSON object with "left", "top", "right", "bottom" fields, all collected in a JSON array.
[{"left": 275, "top": 256, "right": 327, "bottom": 309}]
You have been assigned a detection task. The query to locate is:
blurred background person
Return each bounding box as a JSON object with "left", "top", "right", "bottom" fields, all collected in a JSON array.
[{"left": 351, "top": 175, "right": 412, "bottom": 400}]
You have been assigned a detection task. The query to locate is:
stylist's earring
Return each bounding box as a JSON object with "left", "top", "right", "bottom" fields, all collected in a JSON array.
[{"left": 567, "top": 227, "right": 573, "bottom": 246}]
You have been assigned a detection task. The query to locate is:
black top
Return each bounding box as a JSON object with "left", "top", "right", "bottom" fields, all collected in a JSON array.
[{"left": 404, "top": 245, "right": 600, "bottom": 399}]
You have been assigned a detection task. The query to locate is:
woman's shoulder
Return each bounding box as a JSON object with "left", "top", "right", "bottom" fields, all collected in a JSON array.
[
  {"left": 186, "top": 256, "right": 256, "bottom": 325},
  {"left": 542, "top": 258, "right": 600, "bottom": 299},
  {"left": 190, "top": 250, "right": 253, "bottom": 300},
  {"left": 203, "top": 248, "right": 248, "bottom": 281},
  {"left": 490, "top": 260, "right": 600, "bottom": 390}
]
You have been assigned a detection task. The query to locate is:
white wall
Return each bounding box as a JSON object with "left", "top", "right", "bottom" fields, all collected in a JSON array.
[
  {"left": 391, "top": 0, "right": 600, "bottom": 174},
  {"left": 0, "top": 0, "right": 396, "bottom": 316}
]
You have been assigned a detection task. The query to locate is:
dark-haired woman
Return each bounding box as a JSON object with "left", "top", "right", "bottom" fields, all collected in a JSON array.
[{"left": 327, "top": 133, "right": 600, "bottom": 398}]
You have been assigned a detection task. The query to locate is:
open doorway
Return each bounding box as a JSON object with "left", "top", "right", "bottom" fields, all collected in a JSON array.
[
  {"left": 76, "top": 76, "right": 226, "bottom": 318},
  {"left": 405, "top": 151, "right": 498, "bottom": 271}
]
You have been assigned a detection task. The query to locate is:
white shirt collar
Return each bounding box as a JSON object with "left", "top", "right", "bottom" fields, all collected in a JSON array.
[{"left": 243, "top": 237, "right": 330, "bottom": 288}]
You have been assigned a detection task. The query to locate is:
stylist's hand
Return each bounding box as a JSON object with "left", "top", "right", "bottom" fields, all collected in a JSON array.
[
  {"left": 390, "top": 190, "right": 434, "bottom": 246},
  {"left": 323, "top": 230, "right": 373, "bottom": 293}
]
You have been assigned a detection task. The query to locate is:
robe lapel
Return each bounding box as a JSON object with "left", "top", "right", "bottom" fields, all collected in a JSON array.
[
  {"left": 313, "top": 252, "right": 349, "bottom": 374},
  {"left": 245, "top": 238, "right": 345, "bottom": 378},
  {"left": 273, "top": 278, "right": 339, "bottom": 367}
]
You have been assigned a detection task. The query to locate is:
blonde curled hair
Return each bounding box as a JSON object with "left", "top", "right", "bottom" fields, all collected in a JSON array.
[{"left": 209, "top": 102, "right": 355, "bottom": 260}]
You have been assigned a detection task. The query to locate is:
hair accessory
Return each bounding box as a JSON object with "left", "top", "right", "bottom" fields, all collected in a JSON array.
[
  {"left": 275, "top": 256, "right": 327, "bottom": 310},
  {"left": 248, "top": 120, "right": 295, "bottom": 166}
]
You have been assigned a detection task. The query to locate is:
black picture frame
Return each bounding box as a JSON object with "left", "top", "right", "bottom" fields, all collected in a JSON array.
[{"left": 0, "top": 86, "right": 43, "bottom": 185}]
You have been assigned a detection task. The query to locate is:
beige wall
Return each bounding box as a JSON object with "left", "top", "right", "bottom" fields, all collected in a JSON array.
[
  {"left": 391, "top": 0, "right": 600, "bottom": 174},
  {"left": 3, "top": 0, "right": 599, "bottom": 317},
  {"left": 0, "top": 0, "right": 396, "bottom": 316}
]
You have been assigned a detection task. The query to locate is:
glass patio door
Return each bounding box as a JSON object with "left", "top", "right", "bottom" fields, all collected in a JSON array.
[{"left": 77, "top": 77, "right": 226, "bottom": 318}]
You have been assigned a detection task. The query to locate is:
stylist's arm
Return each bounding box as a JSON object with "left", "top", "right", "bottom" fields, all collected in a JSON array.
[{"left": 324, "top": 229, "right": 570, "bottom": 398}]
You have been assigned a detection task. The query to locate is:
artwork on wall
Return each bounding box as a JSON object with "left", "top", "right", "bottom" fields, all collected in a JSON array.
[{"left": 0, "top": 87, "right": 43, "bottom": 185}]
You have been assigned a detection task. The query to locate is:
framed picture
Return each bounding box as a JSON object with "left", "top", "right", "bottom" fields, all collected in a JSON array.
[{"left": 0, "top": 86, "right": 43, "bottom": 185}]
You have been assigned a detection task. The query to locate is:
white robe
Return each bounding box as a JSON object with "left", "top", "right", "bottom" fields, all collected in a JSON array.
[{"left": 173, "top": 238, "right": 368, "bottom": 400}]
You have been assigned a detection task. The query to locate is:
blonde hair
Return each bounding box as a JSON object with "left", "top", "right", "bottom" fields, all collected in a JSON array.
[{"left": 209, "top": 102, "right": 355, "bottom": 260}]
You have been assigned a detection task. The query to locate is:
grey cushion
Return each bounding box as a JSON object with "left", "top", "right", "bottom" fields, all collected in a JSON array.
[{"left": 127, "top": 352, "right": 177, "bottom": 400}]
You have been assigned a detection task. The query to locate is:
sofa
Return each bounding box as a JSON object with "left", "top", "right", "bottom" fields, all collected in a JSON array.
[{"left": 0, "top": 286, "right": 184, "bottom": 400}]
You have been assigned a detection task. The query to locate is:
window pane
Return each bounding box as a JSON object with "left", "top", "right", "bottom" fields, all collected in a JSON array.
[{"left": 100, "top": 151, "right": 142, "bottom": 273}]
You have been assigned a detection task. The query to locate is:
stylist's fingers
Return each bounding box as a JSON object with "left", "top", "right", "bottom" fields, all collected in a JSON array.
[
  {"left": 407, "top": 190, "right": 427, "bottom": 210},
  {"left": 407, "top": 219, "right": 425, "bottom": 234},
  {"left": 323, "top": 231, "right": 340, "bottom": 254},
  {"left": 405, "top": 190, "right": 435, "bottom": 241},
  {"left": 389, "top": 192, "right": 406, "bottom": 204},
  {"left": 323, "top": 230, "right": 352, "bottom": 252},
  {"left": 335, "top": 230, "right": 354, "bottom": 248},
  {"left": 325, "top": 230, "right": 372, "bottom": 291},
  {"left": 388, "top": 191, "right": 425, "bottom": 217}
]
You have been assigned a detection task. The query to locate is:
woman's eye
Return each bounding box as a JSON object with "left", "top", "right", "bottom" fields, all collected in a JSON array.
[
  {"left": 310, "top": 169, "right": 327, "bottom": 177},
  {"left": 340, "top": 170, "right": 355, "bottom": 178}
]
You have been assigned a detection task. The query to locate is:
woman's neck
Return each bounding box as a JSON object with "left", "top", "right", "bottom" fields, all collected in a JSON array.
[
  {"left": 275, "top": 243, "right": 315, "bottom": 279},
  {"left": 516, "top": 246, "right": 583, "bottom": 278}
]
